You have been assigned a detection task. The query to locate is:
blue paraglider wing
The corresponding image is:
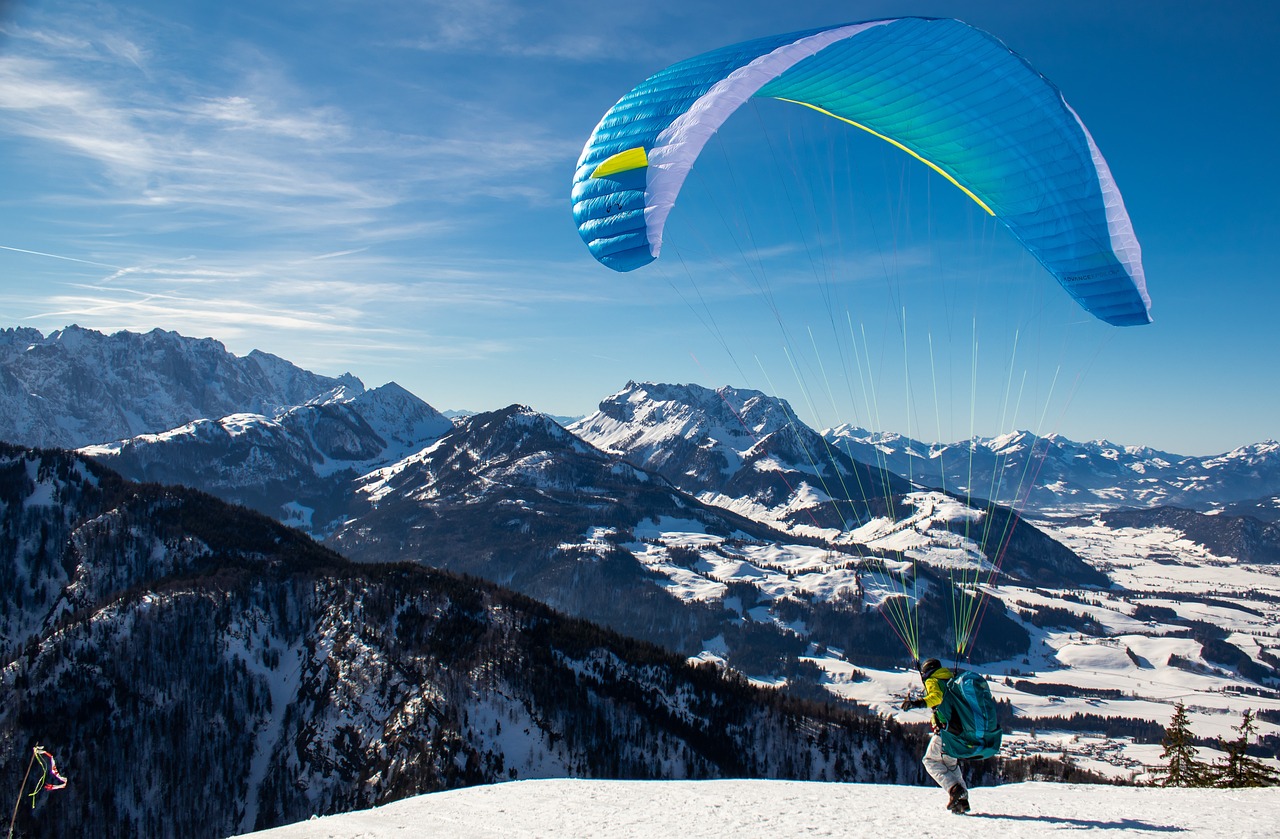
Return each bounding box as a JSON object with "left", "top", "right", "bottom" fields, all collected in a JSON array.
[{"left": 571, "top": 17, "right": 1151, "bottom": 327}]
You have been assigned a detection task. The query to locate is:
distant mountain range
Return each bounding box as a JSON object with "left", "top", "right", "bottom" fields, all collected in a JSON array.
[
  {"left": 5, "top": 325, "right": 1277, "bottom": 519},
  {"left": 824, "top": 425, "right": 1280, "bottom": 517},
  {"left": 5, "top": 326, "right": 1277, "bottom": 518},
  {"left": 2, "top": 328, "right": 1274, "bottom": 667}
]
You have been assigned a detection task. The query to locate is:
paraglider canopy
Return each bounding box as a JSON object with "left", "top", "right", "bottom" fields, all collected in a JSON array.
[{"left": 571, "top": 16, "right": 1151, "bottom": 327}]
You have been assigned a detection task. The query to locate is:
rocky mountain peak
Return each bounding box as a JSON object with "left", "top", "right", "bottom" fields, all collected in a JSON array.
[
  {"left": 349, "top": 382, "right": 452, "bottom": 452},
  {"left": 597, "top": 381, "right": 794, "bottom": 435},
  {"left": 453, "top": 405, "right": 591, "bottom": 463}
]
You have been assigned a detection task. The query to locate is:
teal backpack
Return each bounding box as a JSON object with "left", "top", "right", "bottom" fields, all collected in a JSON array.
[{"left": 937, "top": 670, "right": 1003, "bottom": 760}]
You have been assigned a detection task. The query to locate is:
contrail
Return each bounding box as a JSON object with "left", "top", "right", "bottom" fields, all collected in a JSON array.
[
  {"left": 304, "top": 247, "right": 369, "bottom": 262},
  {"left": 0, "top": 245, "right": 124, "bottom": 270}
]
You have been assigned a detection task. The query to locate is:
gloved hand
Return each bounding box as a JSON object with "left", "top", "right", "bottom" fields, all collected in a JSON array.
[{"left": 900, "top": 697, "right": 925, "bottom": 711}]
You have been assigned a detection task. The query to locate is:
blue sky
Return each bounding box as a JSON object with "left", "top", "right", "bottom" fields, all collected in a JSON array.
[{"left": 1, "top": 0, "right": 1276, "bottom": 455}]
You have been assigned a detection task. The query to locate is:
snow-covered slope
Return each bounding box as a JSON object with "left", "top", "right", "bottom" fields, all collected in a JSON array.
[
  {"left": 347, "top": 382, "right": 453, "bottom": 460},
  {"left": 1080, "top": 506, "right": 1280, "bottom": 564},
  {"left": 568, "top": 382, "right": 1102, "bottom": 588},
  {"left": 0, "top": 325, "right": 362, "bottom": 449},
  {"left": 571, "top": 381, "right": 912, "bottom": 533},
  {"left": 80, "top": 382, "right": 451, "bottom": 535},
  {"left": 243, "top": 778, "right": 1278, "bottom": 838}
]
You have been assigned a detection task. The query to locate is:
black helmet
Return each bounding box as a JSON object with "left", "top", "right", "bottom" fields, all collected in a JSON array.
[{"left": 918, "top": 658, "right": 942, "bottom": 679}]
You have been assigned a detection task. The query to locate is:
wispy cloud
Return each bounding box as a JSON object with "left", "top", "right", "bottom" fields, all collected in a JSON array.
[
  {"left": 13, "top": 241, "right": 623, "bottom": 348},
  {"left": 392, "top": 0, "right": 615, "bottom": 60},
  {"left": 389, "top": 0, "right": 716, "bottom": 64},
  {"left": 0, "top": 5, "right": 574, "bottom": 244},
  {"left": 189, "top": 95, "right": 348, "bottom": 143},
  {"left": 0, "top": 55, "right": 157, "bottom": 176},
  {"left": 0, "top": 55, "right": 380, "bottom": 222}
]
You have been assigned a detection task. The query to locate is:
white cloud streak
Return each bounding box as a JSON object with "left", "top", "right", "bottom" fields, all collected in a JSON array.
[{"left": 0, "top": 244, "right": 125, "bottom": 269}]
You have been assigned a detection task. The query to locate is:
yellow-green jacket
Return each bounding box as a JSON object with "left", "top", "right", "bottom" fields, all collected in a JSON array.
[{"left": 922, "top": 666, "right": 954, "bottom": 728}]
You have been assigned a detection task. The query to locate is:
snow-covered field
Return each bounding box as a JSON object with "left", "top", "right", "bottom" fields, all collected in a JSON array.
[
  {"left": 574, "top": 503, "right": 1280, "bottom": 779},
  {"left": 242, "top": 778, "right": 1279, "bottom": 838}
]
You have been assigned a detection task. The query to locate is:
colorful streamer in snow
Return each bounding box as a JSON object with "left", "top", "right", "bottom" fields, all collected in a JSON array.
[{"left": 26, "top": 747, "right": 67, "bottom": 807}]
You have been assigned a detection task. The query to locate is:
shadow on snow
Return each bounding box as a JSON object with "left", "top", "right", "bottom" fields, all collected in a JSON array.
[{"left": 968, "top": 813, "right": 1184, "bottom": 832}]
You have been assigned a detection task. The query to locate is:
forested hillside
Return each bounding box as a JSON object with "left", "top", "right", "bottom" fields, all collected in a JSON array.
[{"left": 1, "top": 444, "right": 922, "bottom": 837}]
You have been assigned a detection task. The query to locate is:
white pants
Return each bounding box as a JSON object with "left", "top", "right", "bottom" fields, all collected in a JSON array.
[{"left": 922, "top": 733, "right": 964, "bottom": 791}]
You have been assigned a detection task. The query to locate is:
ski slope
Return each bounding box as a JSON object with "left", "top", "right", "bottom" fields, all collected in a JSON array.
[{"left": 243, "top": 779, "right": 1278, "bottom": 838}]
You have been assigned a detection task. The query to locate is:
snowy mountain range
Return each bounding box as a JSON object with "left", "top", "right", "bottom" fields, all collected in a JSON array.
[
  {"left": 5, "top": 326, "right": 1275, "bottom": 522},
  {"left": 569, "top": 382, "right": 1103, "bottom": 589},
  {"left": 570, "top": 381, "right": 909, "bottom": 531},
  {"left": 2, "top": 326, "right": 1279, "bottom": 834},
  {"left": 824, "top": 425, "right": 1280, "bottom": 517},
  {"left": 328, "top": 399, "right": 1126, "bottom": 678},
  {"left": 0, "top": 325, "right": 361, "bottom": 450},
  {"left": 332, "top": 403, "right": 836, "bottom": 655}
]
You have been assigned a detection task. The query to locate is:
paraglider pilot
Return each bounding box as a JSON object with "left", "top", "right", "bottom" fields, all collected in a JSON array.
[{"left": 900, "top": 658, "right": 969, "bottom": 814}]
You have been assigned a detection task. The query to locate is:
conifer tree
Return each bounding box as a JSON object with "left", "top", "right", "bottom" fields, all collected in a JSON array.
[
  {"left": 1154, "top": 702, "right": 1207, "bottom": 787},
  {"left": 1215, "top": 709, "right": 1280, "bottom": 788}
]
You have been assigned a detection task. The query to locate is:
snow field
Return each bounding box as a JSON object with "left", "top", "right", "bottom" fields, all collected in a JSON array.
[
  {"left": 1045, "top": 519, "right": 1279, "bottom": 595},
  {"left": 242, "top": 778, "right": 1280, "bottom": 838}
]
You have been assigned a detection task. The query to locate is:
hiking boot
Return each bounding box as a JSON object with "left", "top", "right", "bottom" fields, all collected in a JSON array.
[{"left": 947, "top": 783, "right": 969, "bottom": 814}]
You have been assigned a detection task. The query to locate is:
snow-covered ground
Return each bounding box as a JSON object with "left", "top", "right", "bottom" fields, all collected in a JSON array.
[{"left": 242, "top": 778, "right": 1279, "bottom": 838}]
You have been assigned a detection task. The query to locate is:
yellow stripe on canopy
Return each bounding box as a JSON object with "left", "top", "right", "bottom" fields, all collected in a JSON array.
[{"left": 774, "top": 97, "right": 996, "bottom": 216}]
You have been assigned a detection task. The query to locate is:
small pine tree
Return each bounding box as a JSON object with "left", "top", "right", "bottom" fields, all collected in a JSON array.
[
  {"left": 1154, "top": 702, "right": 1208, "bottom": 787},
  {"left": 1215, "top": 709, "right": 1280, "bottom": 788}
]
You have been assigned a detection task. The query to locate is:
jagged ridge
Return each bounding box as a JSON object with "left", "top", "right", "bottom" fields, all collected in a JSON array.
[{"left": 0, "top": 325, "right": 362, "bottom": 449}]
